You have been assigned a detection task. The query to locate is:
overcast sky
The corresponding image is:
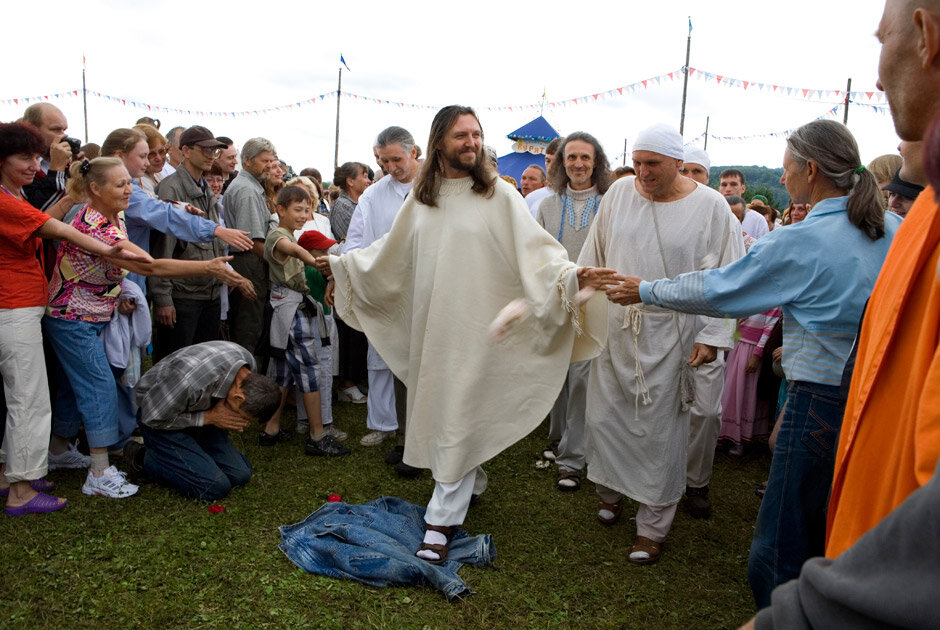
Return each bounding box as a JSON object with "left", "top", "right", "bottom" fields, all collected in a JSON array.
[{"left": 2, "top": 1, "right": 897, "bottom": 175}]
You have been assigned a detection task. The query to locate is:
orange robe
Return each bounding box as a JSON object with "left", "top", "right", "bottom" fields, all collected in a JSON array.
[{"left": 826, "top": 188, "right": 940, "bottom": 557}]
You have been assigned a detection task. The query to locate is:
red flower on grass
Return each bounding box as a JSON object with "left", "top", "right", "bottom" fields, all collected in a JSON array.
[
  {"left": 208, "top": 504, "right": 226, "bottom": 513},
  {"left": 327, "top": 494, "right": 342, "bottom": 503}
]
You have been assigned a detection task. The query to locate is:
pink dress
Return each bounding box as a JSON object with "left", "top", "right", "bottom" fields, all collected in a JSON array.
[{"left": 720, "top": 307, "right": 782, "bottom": 446}]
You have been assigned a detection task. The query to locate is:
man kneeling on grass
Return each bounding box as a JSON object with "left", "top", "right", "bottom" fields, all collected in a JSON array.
[{"left": 127, "top": 341, "right": 281, "bottom": 500}]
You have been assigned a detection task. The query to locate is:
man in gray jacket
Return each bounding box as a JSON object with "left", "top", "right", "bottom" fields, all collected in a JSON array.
[{"left": 151, "top": 126, "right": 228, "bottom": 361}]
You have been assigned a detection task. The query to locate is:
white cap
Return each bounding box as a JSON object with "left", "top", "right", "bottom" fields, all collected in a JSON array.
[
  {"left": 683, "top": 146, "right": 710, "bottom": 171},
  {"left": 633, "top": 123, "right": 685, "bottom": 160}
]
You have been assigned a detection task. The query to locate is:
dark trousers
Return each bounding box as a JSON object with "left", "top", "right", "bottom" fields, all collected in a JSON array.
[
  {"left": 152, "top": 297, "right": 221, "bottom": 363},
  {"left": 140, "top": 423, "right": 251, "bottom": 501},
  {"left": 335, "top": 316, "right": 367, "bottom": 385},
  {"left": 228, "top": 254, "right": 268, "bottom": 358}
]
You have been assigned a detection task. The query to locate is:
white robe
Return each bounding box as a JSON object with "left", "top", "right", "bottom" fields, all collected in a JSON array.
[
  {"left": 331, "top": 177, "right": 607, "bottom": 483},
  {"left": 578, "top": 177, "right": 744, "bottom": 506}
]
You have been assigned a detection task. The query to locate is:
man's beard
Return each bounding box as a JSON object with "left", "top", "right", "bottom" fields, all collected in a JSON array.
[{"left": 446, "top": 149, "right": 480, "bottom": 173}]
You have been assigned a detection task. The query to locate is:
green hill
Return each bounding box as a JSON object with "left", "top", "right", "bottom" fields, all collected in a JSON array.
[{"left": 708, "top": 165, "right": 789, "bottom": 208}]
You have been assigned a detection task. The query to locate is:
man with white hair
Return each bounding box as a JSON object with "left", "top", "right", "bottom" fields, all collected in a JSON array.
[
  {"left": 579, "top": 124, "right": 743, "bottom": 564},
  {"left": 680, "top": 146, "right": 728, "bottom": 519}
]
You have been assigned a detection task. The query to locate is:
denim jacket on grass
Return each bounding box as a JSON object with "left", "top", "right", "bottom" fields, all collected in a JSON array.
[{"left": 279, "top": 496, "right": 495, "bottom": 601}]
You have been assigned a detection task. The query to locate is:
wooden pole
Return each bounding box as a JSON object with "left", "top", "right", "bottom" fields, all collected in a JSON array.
[
  {"left": 679, "top": 18, "right": 692, "bottom": 135},
  {"left": 843, "top": 77, "right": 852, "bottom": 125},
  {"left": 82, "top": 55, "right": 89, "bottom": 142},
  {"left": 703, "top": 116, "right": 710, "bottom": 151},
  {"left": 623, "top": 138, "right": 627, "bottom": 166},
  {"left": 334, "top": 67, "right": 342, "bottom": 170}
]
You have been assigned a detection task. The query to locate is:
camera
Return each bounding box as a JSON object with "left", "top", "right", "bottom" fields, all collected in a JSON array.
[{"left": 61, "top": 136, "right": 82, "bottom": 156}]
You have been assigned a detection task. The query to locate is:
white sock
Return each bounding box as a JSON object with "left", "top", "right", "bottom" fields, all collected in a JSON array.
[
  {"left": 416, "top": 529, "right": 449, "bottom": 561},
  {"left": 598, "top": 508, "right": 617, "bottom": 521},
  {"left": 90, "top": 453, "right": 109, "bottom": 477}
]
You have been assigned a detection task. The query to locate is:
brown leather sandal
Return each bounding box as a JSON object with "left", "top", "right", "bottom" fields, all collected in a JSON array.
[
  {"left": 596, "top": 499, "right": 622, "bottom": 526},
  {"left": 556, "top": 469, "right": 581, "bottom": 492},
  {"left": 416, "top": 524, "right": 456, "bottom": 564},
  {"left": 628, "top": 535, "right": 663, "bottom": 565}
]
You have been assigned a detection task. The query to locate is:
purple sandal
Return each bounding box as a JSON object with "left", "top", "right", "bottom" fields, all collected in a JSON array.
[
  {"left": 0, "top": 478, "right": 56, "bottom": 497},
  {"left": 4, "top": 491, "right": 68, "bottom": 516}
]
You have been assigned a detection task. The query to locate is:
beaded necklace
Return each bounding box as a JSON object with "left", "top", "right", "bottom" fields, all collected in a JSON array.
[{"left": 557, "top": 192, "right": 600, "bottom": 241}]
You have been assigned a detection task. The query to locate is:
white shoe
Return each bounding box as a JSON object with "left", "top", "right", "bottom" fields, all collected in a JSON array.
[
  {"left": 337, "top": 386, "right": 367, "bottom": 404},
  {"left": 82, "top": 466, "right": 139, "bottom": 498},
  {"left": 296, "top": 420, "right": 310, "bottom": 434},
  {"left": 48, "top": 443, "right": 91, "bottom": 470},
  {"left": 323, "top": 424, "right": 348, "bottom": 441},
  {"left": 360, "top": 430, "right": 396, "bottom": 447}
]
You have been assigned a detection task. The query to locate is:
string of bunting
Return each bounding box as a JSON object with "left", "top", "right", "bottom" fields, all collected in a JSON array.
[
  {"left": 0, "top": 68, "right": 887, "bottom": 117},
  {"left": 687, "top": 103, "right": 845, "bottom": 144}
]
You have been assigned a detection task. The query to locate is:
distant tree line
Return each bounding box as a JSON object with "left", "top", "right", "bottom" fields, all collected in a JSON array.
[{"left": 708, "top": 165, "right": 790, "bottom": 208}]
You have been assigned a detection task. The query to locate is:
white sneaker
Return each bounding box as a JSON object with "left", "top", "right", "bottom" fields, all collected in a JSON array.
[
  {"left": 360, "top": 430, "right": 396, "bottom": 447},
  {"left": 48, "top": 443, "right": 91, "bottom": 470},
  {"left": 337, "top": 386, "right": 367, "bottom": 404},
  {"left": 296, "top": 420, "right": 310, "bottom": 434},
  {"left": 323, "top": 424, "right": 348, "bottom": 441},
  {"left": 82, "top": 466, "right": 139, "bottom": 498}
]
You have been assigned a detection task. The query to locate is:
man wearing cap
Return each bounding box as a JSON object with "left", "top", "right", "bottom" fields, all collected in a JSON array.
[
  {"left": 578, "top": 124, "right": 743, "bottom": 564},
  {"left": 341, "top": 126, "right": 420, "bottom": 472},
  {"left": 883, "top": 168, "right": 924, "bottom": 218},
  {"left": 680, "top": 146, "right": 730, "bottom": 519},
  {"left": 151, "top": 126, "right": 229, "bottom": 361}
]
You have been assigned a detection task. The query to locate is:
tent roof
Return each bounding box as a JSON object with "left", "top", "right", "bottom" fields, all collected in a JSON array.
[
  {"left": 496, "top": 151, "right": 545, "bottom": 189},
  {"left": 507, "top": 116, "right": 559, "bottom": 142}
]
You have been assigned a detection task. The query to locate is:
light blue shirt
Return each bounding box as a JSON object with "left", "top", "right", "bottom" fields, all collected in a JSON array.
[
  {"left": 639, "top": 196, "right": 901, "bottom": 385},
  {"left": 125, "top": 181, "right": 218, "bottom": 290}
]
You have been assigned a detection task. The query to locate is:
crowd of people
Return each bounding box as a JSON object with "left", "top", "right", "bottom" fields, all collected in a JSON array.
[{"left": 2, "top": 0, "right": 940, "bottom": 623}]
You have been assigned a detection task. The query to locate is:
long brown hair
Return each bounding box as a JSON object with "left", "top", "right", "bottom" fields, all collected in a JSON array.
[{"left": 413, "top": 105, "right": 495, "bottom": 207}]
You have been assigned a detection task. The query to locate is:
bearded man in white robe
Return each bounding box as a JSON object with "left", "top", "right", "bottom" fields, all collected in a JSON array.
[
  {"left": 320, "top": 105, "right": 614, "bottom": 563},
  {"left": 578, "top": 124, "right": 744, "bottom": 565}
]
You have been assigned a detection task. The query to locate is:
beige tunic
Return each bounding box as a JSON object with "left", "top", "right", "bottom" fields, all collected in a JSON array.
[
  {"left": 578, "top": 177, "right": 744, "bottom": 506},
  {"left": 331, "top": 177, "right": 607, "bottom": 483}
]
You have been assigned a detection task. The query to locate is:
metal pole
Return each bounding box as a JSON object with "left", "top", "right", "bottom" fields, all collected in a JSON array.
[
  {"left": 82, "top": 56, "right": 89, "bottom": 142},
  {"left": 334, "top": 67, "right": 342, "bottom": 170},
  {"left": 679, "top": 19, "right": 692, "bottom": 135},
  {"left": 623, "top": 138, "right": 627, "bottom": 166},
  {"left": 843, "top": 77, "right": 852, "bottom": 125},
  {"left": 703, "top": 116, "right": 710, "bottom": 151}
]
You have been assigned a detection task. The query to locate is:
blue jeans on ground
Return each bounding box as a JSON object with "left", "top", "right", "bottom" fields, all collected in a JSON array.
[
  {"left": 139, "top": 422, "right": 251, "bottom": 501},
  {"left": 747, "top": 380, "right": 845, "bottom": 609},
  {"left": 43, "top": 316, "right": 119, "bottom": 449},
  {"left": 279, "top": 496, "right": 495, "bottom": 601}
]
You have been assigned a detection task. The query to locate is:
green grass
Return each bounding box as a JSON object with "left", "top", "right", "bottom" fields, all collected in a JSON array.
[{"left": 0, "top": 402, "right": 769, "bottom": 629}]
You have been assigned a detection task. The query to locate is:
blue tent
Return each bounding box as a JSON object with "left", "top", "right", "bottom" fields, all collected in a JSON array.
[{"left": 496, "top": 116, "right": 560, "bottom": 186}]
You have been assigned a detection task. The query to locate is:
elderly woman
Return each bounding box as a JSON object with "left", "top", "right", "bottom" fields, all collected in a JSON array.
[
  {"left": 0, "top": 123, "right": 148, "bottom": 515},
  {"left": 44, "top": 157, "right": 246, "bottom": 499},
  {"left": 607, "top": 120, "right": 901, "bottom": 608}
]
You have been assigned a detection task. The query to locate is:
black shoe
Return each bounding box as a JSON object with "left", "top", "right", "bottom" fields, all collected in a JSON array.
[
  {"left": 123, "top": 441, "right": 149, "bottom": 485},
  {"left": 686, "top": 485, "right": 712, "bottom": 519},
  {"left": 305, "top": 434, "right": 351, "bottom": 457},
  {"left": 259, "top": 429, "right": 293, "bottom": 447},
  {"left": 385, "top": 445, "right": 405, "bottom": 466},
  {"left": 395, "top": 460, "right": 421, "bottom": 478}
]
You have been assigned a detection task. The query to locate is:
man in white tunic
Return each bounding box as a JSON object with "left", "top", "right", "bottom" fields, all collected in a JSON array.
[
  {"left": 322, "top": 106, "right": 612, "bottom": 563},
  {"left": 680, "top": 146, "right": 727, "bottom": 519},
  {"left": 578, "top": 124, "right": 744, "bottom": 564},
  {"left": 341, "top": 127, "right": 420, "bottom": 461}
]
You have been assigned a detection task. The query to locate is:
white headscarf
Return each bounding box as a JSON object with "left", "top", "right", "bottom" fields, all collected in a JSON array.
[
  {"left": 683, "top": 146, "right": 711, "bottom": 171},
  {"left": 633, "top": 123, "right": 685, "bottom": 160}
]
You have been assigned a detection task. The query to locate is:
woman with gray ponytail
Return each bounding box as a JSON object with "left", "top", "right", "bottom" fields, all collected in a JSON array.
[{"left": 601, "top": 118, "right": 902, "bottom": 608}]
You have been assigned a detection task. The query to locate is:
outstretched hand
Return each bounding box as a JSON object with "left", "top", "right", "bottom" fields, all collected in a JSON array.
[
  {"left": 207, "top": 256, "right": 247, "bottom": 289},
  {"left": 214, "top": 226, "right": 253, "bottom": 252},
  {"left": 577, "top": 266, "right": 619, "bottom": 291},
  {"left": 605, "top": 275, "right": 643, "bottom": 306},
  {"left": 313, "top": 255, "right": 333, "bottom": 278}
]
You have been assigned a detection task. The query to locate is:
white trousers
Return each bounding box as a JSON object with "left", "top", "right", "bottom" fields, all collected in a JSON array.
[
  {"left": 425, "top": 466, "right": 488, "bottom": 526},
  {"left": 366, "top": 343, "right": 398, "bottom": 432},
  {"left": 0, "top": 307, "right": 52, "bottom": 482},
  {"left": 596, "top": 483, "right": 678, "bottom": 543},
  {"left": 687, "top": 355, "right": 725, "bottom": 488}
]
